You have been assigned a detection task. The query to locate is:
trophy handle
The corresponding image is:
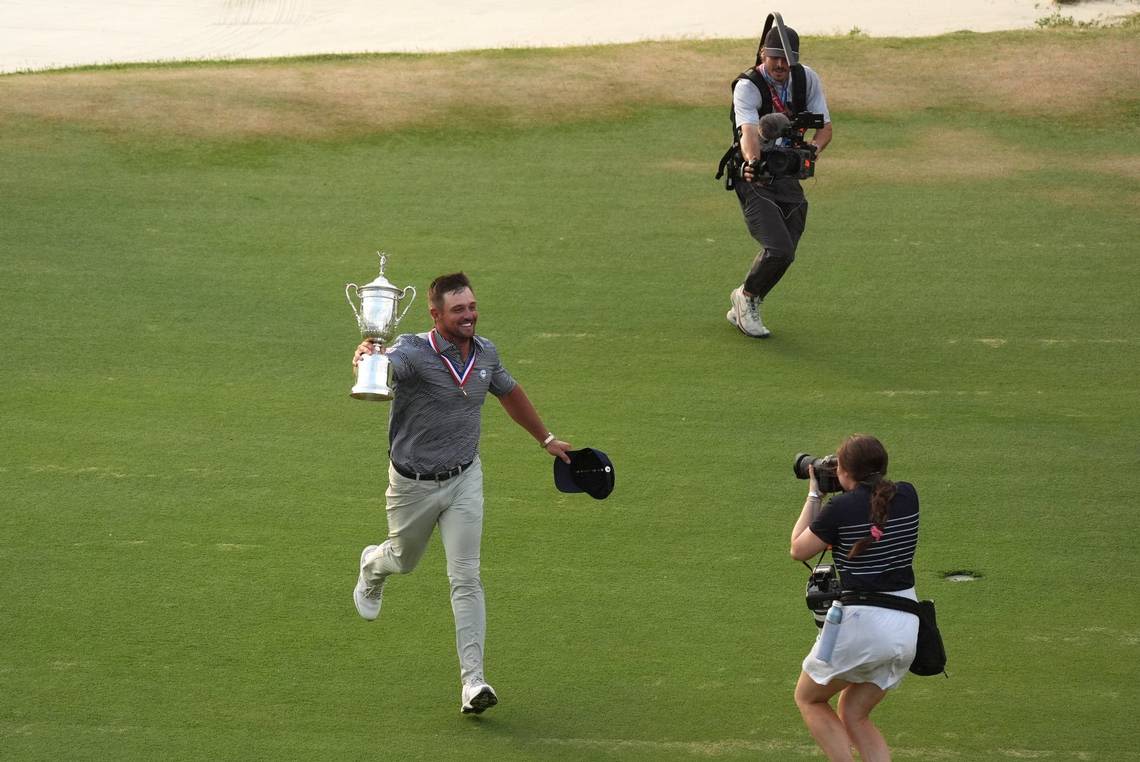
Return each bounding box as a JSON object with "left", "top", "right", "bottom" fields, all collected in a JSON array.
[
  {"left": 345, "top": 283, "right": 363, "bottom": 323},
  {"left": 394, "top": 286, "right": 417, "bottom": 326}
]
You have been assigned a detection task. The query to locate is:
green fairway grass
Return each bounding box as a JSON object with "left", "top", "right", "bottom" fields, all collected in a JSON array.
[{"left": 2, "top": 20, "right": 1138, "bottom": 760}]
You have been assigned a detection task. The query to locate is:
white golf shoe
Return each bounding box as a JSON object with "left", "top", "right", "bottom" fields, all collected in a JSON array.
[
  {"left": 460, "top": 681, "right": 498, "bottom": 715},
  {"left": 728, "top": 286, "right": 771, "bottom": 338},
  {"left": 353, "top": 545, "right": 384, "bottom": 621}
]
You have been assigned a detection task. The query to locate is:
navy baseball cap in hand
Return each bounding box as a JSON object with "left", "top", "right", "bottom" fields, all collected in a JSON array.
[{"left": 553, "top": 448, "right": 615, "bottom": 500}]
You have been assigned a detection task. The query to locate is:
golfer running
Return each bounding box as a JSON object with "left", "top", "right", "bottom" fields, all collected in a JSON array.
[{"left": 351, "top": 271, "right": 571, "bottom": 715}]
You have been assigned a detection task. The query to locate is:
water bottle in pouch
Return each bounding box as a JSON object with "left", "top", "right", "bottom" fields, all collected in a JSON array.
[{"left": 817, "top": 602, "right": 844, "bottom": 663}]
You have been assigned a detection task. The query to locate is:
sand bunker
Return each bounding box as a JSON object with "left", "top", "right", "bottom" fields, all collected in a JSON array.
[{"left": 2, "top": 0, "right": 1137, "bottom": 74}]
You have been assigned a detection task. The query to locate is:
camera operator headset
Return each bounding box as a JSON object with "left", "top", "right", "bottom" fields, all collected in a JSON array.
[
  {"left": 716, "top": 13, "right": 832, "bottom": 339},
  {"left": 789, "top": 434, "right": 920, "bottom": 761}
]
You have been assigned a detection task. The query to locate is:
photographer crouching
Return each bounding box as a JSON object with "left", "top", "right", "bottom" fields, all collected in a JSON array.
[
  {"left": 789, "top": 435, "right": 920, "bottom": 761},
  {"left": 717, "top": 17, "right": 832, "bottom": 338}
]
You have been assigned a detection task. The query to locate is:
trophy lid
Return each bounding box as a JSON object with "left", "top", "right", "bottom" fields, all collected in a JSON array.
[{"left": 360, "top": 252, "right": 401, "bottom": 294}]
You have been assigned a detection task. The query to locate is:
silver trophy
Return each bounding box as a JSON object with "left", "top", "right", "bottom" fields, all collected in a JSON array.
[{"left": 346, "top": 252, "right": 417, "bottom": 401}]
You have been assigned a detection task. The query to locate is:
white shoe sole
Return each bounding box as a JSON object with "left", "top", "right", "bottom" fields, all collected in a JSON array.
[
  {"left": 726, "top": 308, "right": 771, "bottom": 339},
  {"left": 353, "top": 545, "right": 381, "bottom": 621},
  {"left": 461, "top": 686, "right": 498, "bottom": 715}
]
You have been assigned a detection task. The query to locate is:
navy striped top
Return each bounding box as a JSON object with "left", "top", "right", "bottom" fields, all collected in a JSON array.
[{"left": 810, "top": 481, "right": 920, "bottom": 592}]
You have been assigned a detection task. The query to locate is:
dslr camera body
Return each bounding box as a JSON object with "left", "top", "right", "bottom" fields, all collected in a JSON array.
[
  {"left": 805, "top": 563, "right": 841, "bottom": 628},
  {"left": 794, "top": 451, "right": 843, "bottom": 494},
  {"left": 749, "top": 111, "right": 825, "bottom": 181},
  {"left": 795, "top": 449, "right": 846, "bottom": 626}
]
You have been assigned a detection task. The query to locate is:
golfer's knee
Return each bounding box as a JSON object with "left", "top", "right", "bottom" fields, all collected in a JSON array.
[
  {"left": 447, "top": 560, "right": 481, "bottom": 592},
  {"left": 384, "top": 544, "right": 422, "bottom": 574}
]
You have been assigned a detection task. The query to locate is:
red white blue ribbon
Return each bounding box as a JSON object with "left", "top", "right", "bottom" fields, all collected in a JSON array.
[
  {"left": 758, "top": 67, "right": 792, "bottom": 117},
  {"left": 429, "top": 330, "right": 477, "bottom": 393}
]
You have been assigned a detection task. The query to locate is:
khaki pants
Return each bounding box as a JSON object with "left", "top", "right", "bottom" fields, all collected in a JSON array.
[{"left": 362, "top": 457, "right": 486, "bottom": 684}]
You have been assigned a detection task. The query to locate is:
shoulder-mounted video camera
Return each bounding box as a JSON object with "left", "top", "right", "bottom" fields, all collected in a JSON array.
[{"left": 748, "top": 111, "right": 823, "bottom": 181}]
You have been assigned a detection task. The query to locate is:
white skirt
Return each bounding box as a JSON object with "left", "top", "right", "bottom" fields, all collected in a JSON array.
[{"left": 802, "top": 588, "right": 920, "bottom": 691}]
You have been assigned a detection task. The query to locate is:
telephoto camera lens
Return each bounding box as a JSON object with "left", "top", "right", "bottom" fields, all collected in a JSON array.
[
  {"left": 793, "top": 452, "right": 843, "bottom": 493},
  {"left": 793, "top": 453, "right": 816, "bottom": 480}
]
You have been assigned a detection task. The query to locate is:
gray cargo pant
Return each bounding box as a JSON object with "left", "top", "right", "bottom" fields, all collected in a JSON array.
[{"left": 735, "top": 181, "right": 808, "bottom": 299}]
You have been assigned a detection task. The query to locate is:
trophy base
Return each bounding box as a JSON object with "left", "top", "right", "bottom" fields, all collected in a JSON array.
[
  {"left": 351, "top": 353, "right": 394, "bottom": 402},
  {"left": 350, "top": 388, "right": 394, "bottom": 401}
]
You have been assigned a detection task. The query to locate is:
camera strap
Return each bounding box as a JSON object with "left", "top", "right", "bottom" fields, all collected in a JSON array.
[
  {"left": 764, "top": 77, "right": 790, "bottom": 115},
  {"left": 715, "top": 143, "right": 741, "bottom": 189},
  {"left": 804, "top": 548, "right": 829, "bottom": 575}
]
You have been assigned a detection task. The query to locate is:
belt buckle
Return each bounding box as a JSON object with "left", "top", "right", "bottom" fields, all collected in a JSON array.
[{"left": 424, "top": 462, "right": 465, "bottom": 482}]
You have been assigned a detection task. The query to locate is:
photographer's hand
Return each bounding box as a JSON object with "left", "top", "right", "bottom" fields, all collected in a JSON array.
[
  {"left": 790, "top": 465, "right": 828, "bottom": 560},
  {"left": 740, "top": 123, "right": 762, "bottom": 182},
  {"left": 808, "top": 464, "right": 824, "bottom": 496},
  {"left": 809, "top": 122, "right": 833, "bottom": 156},
  {"left": 741, "top": 157, "right": 759, "bottom": 183}
]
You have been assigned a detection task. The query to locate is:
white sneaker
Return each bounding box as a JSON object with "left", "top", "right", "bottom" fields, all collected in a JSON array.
[
  {"left": 728, "top": 286, "right": 771, "bottom": 338},
  {"left": 460, "top": 682, "right": 498, "bottom": 715},
  {"left": 353, "top": 545, "right": 384, "bottom": 621}
]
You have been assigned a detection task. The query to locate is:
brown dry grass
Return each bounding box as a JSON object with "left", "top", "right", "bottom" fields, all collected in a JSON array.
[
  {"left": 824, "top": 126, "right": 1043, "bottom": 184},
  {"left": 1, "top": 24, "right": 1137, "bottom": 140}
]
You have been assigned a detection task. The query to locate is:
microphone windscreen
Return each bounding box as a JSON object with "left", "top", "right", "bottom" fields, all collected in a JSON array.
[{"left": 759, "top": 112, "right": 791, "bottom": 140}]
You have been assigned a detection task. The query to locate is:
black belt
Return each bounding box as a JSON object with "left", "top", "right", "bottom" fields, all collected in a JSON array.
[
  {"left": 840, "top": 591, "right": 921, "bottom": 616},
  {"left": 392, "top": 460, "right": 473, "bottom": 482}
]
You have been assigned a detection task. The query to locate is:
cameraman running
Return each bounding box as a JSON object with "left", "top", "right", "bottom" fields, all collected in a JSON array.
[{"left": 726, "top": 25, "right": 831, "bottom": 338}]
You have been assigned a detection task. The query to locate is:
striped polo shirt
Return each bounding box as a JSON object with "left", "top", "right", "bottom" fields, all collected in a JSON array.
[
  {"left": 384, "top": 331, "right": 516, "bottom": 474},
  {"left": 809, "top": 482, "right": 920, "bottom": 592}
]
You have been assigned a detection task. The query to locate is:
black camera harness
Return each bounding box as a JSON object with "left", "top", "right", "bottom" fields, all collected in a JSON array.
[
  {"left": 804, "top": 550, "right": 925, "bottom": 619},
  {"left": 715, "top": 13, "right": 808, "bottom": 191}
]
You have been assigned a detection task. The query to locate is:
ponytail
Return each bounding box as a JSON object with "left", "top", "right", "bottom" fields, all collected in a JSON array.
[
  {"left": 836, "top": 434, "right": 895, "bottom": 560},
  {"left": 848, "top": 477, "right": 896, "bottom": 559}
]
